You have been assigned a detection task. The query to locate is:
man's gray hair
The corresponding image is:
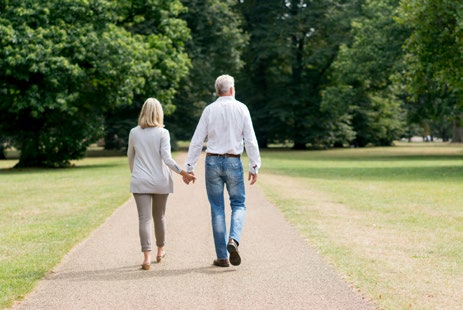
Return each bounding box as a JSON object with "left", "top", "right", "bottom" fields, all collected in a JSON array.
[{"left": 215, "top": 74, "right": 234, "bottom": 95}]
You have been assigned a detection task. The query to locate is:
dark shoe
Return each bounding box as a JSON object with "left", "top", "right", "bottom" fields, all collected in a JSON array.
[
  {"left": 213, "top": 259, "right": 230, "bottom": 267},
  {"left": 227, "top": 239, "right": 241, "bottom": 266}
]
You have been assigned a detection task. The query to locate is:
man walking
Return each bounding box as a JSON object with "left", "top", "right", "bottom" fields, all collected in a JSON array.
[{"left": 184, "top": 74, "right": 261, "bottom": 267}]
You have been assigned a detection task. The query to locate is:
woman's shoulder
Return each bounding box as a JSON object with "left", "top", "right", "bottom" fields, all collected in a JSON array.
[
  {"left": 147, "top": 126, "right": 169, "bottom": 138},
  {"left": 129, "top": 125, "right": 141, "bottom": 135},
  {"left": 156, "top": 126, "right": 168, "bottom": 134}
]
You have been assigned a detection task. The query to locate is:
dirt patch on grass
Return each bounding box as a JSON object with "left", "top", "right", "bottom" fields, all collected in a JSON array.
[{"left": 258, "top": 172, "right": 462, "bottom": 310}]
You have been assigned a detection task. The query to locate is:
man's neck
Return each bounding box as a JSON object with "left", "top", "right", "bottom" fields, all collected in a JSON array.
[{"left": 220, "top": 87, "right": 234, "bottom": 97}]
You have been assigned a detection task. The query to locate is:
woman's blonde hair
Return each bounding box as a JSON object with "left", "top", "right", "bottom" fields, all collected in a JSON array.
[{"left": 138, "top": 98, "right": 164, "bottom": 128}]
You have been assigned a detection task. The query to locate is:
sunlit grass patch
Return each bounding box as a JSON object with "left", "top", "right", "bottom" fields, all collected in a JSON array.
[
  {"left": 258, "top": 143, "right": 463, "bottom": 309},
  {"left": 0, "top": 157, "right": 131, "bottom": 308}
]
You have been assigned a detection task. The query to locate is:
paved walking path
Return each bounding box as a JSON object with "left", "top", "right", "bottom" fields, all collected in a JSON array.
[{"left": 13, "top": 153, "right": 373, "bottom": 309}]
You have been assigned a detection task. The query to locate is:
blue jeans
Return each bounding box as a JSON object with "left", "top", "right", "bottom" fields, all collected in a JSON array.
[{"left": 205, "top": 156, "right": 246, "bottom": 260}]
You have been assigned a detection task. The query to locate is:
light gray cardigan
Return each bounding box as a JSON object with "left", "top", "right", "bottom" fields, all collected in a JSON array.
[{"left": 127, "top": 126, "right": 182, "bottom": 194}]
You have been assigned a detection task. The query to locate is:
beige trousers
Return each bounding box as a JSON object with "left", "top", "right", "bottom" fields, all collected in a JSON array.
[{"left": 133, "top": 193, "right": 169, "bottom": 252}]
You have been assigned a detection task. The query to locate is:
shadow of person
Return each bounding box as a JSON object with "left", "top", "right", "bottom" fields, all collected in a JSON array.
[{"left": 50, "top": 264, "right": 236, "bottom": 282}]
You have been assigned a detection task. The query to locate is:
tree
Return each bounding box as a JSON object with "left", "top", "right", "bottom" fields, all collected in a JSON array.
[
  {"left": 397, "top": 0, "right": 463, "bottom": 141},
  {"left": 165, "top": 0, "right": 248, "bottom": 143},
  {"left": 325, "top": 0, "right": 410, "bottom": 146},
  {"left": 235, "top": 0, "right": 285, "bottom": 148},
  {"left": 237, "top": 0, "right": 362, "bottom": 149},
  {"left": 0, "top": 136, "right": 8, "bottom": 159},
  {"left": 102, "top": 0, "right": 191, "bottom": 150},
  {"left": 0, "top": 0, "right": 190, "bottom": 167}
]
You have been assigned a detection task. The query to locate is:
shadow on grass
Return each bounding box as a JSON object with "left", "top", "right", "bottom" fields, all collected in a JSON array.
[
  {"left": 261, "top": 149, "right": 463, "bottom": 162},
  {"left": 274, "top": 165, "right": 463, "bottom": 182},
  {"left": 0, "top": 161, "right": 124, "bottom": 175},
  {"left": 261, "top": 148, "right": 463, "bottom": 182}
]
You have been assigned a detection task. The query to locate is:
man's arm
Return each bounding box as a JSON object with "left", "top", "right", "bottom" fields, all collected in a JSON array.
[
  {"left": 184, "top": 108, "right": 209, "bottom": 173},
  {"left": 243, "top": 108, "right": 261, "bottom": 178}
]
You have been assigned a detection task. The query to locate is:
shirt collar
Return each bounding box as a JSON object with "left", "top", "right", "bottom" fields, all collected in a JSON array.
[{"left": 217, "top": 95, "right": 234, "bottom": 101}]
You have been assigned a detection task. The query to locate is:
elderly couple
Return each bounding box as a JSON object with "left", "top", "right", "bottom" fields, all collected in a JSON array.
[{"left": 127, "top": 75, "right": 261, "bottom": 270}]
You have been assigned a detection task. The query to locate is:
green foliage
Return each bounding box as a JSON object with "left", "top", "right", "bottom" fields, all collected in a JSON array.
[
  {"left": 397, "top": 0, "right": 463, "bottom": 141},
  {"left": 2, "top": 0, "right": 461, "bottom": 157},
  {"left": 102, "top": 0, "right": 191, "bottom": 150},
  {"left": 167, "top": 0, "right": 249, "bottom": 141},
  {"left": 0, "top": 0, "right": 190, "bottom": 166},
  {"left": 325, "top": 0, "right": 409, "bottom": 146},
  {"left": 238, "top": 0, "right": 363, "bottom": 149},
  {"left": 398, "top": 0, "right": 462, "bottom": 99},
  {"left": 236, "top": 0, "right": 457, "bottom": 147},
  {"left": 114, "top": 0, "right": 190, "bottom": 108},
  {"left": 320, "top": 85, "right": 356, "bottom": 146},
  {"left": 235, "top": 0, "right": 285, "bottom": 148}
]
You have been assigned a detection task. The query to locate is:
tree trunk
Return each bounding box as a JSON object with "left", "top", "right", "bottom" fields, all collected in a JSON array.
[
  {"left": 0, "top": 145, "right": 6, "bottom": 160},
  {"left": 452, "top": 113, "right": 463, "bottom": 143},
  {"left": 258, "top": 138, "right": 268, "bottom": 149},
  {"left": 453, "top": 126, "right": 462, "bottom": 142},
  {"left": 15, "top": 135, "right": 45, "bottom": 168},
  {"left": 293, "top": 141, "right": 307, "bottom": 150}
]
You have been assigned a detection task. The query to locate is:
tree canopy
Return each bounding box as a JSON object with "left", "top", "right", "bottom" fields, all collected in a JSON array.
[
  {"left": 237, "top": 0, "right": 365, "bottom": 148},
  {"left": 166, "top": 0, "right": 248, "bottom": 142},
  {"left": 1, "top": 0, "right": 462, "bottom": 166},
  {"left": 0, "top": 0, "right": 189, "bottom": 167},
  {"left": 323, "top": 0, "right": 410, "bottom": 146},
  {"left": 397, "top": 0, "right": 463, "bottom": 141}
]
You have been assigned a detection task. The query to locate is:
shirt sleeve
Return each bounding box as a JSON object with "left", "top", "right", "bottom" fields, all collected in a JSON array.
[
  {"left": 184, "top": 108, "right": 209, "bottom": 173},
  {"left": 127, "top": 129, "right": 135, "bottom": 173},
  {"left": 160, "top": 129, "right": 183, "bottom": 174},
  {"left": 243, "top": 107, "right": 261, "bottom": 174}
]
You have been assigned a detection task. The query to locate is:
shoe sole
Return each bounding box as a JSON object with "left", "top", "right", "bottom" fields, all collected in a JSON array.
[
  {"left": 227, "top": 243, "right": 241, "bottom": 266},
  {"left": 213, "top": 259, "right": 230, "bottom": 267}
]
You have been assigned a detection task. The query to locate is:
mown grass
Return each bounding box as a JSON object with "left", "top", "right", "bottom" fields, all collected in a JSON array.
[
  {"left": 1, "top": 144, "right": 462, "bottom": 309},
  {"left": 258, "top": 143, "right": 463, "bottom": 309},
  {"left": 0, "top": 157, "right": 131, "bottom": 308}
]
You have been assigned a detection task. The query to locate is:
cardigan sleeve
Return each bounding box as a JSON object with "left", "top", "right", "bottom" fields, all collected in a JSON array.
[
  {"left": 127, "top": 128, "right": 135, "bottom": 173},
  {"left": 159, "top": 128, "right": 182, "bottom": 174}
]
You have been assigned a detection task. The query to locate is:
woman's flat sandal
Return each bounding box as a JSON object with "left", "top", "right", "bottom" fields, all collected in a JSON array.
[
  {"left": 156, "top": 253, "right": 166, "bottom": 263},
  {"left": 141, "top": 263, "right": 150, "bottom": 270}
]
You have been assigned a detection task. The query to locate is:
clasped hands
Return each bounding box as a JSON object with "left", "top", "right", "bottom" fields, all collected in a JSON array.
[{"left": 182, "top": 171, "right": 196, "bottom": 185}]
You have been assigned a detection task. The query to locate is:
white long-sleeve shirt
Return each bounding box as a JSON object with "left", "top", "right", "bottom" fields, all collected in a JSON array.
[
  {"left": 185, "top": 96, "right": 261, "bottom": 174},
  {"left": 128, "top": 126, "right": 182, "bottom": 193}
]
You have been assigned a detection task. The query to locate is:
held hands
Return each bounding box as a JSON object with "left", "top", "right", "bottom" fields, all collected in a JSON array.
[{"left": 182, "top": 171, "right": 196, "bottom": 185}]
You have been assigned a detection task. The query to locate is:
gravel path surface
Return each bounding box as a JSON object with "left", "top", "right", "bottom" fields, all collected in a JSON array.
[{"left": 13, "top": 153, "right": 373, "bottom": 309}]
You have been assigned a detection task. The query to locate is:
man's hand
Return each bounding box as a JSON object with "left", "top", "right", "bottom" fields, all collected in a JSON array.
[{"left": 248, "top": 172, "right": 257, "bottom": 185}]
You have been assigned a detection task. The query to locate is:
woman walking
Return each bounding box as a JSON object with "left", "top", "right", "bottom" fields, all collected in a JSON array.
[{"left": 128, "top": 98, "right": 195, "bottom": 270}]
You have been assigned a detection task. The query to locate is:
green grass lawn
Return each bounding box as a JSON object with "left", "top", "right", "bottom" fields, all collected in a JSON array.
[
  {"left": 1, "top": 144, "right": 462, "bottom": 309},
  {"left": 258, "top": 143, "right": 463, "bottom": 310},
  {"left": 0, "top": 157, "right": 131, "bottom": 308}
]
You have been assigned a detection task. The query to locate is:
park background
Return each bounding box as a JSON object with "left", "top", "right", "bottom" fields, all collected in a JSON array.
[{"left": 1, "top": 0, "right": 462, "bottom": 309}]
